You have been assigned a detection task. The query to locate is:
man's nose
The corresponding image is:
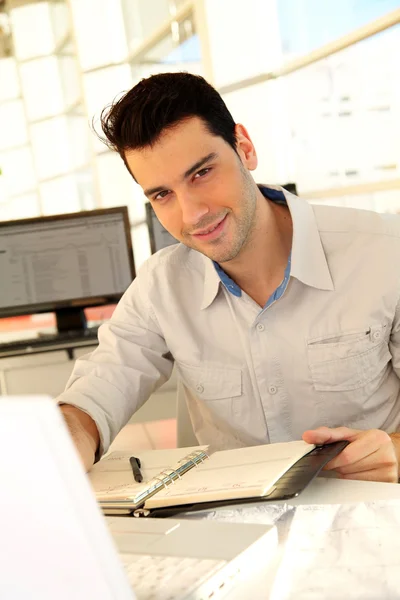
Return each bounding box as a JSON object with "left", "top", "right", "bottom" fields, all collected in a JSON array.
[{"left": 178, "top": 192, "right": 210, "bottom": 227}]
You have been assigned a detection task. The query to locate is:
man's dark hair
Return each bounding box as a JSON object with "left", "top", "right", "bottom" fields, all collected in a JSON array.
[{"left": 99, "top": 72, "right": 237, "bottom": 175}]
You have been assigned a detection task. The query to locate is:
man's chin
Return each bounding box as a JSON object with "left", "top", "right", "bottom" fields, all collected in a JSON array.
[
  {"left": 181, "top": 236, "right": 240, "bottom": 263},
  {"left": 200, "top": 247, "right": 240, "bottom": 264}
]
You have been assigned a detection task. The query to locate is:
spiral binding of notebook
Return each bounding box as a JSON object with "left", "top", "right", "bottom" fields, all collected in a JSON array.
[{"left": 99, "top": 449, "right": 209, "bottom": 511}]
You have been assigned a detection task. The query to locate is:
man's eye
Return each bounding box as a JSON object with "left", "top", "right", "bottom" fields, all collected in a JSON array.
[
  {"left": 154, "top": 190, "right": 170, "bottom": 201},
  {"left": 194, "top": 168, "right": 211, "bottom": 179}
]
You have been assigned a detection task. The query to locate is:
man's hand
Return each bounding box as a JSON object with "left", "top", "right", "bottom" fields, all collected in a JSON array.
[
  {"left": 302, "top": 426, "right": 399, "bottom": 483},
  {"left": 60, "top": 405, "right": 100, "bottom": 472}
]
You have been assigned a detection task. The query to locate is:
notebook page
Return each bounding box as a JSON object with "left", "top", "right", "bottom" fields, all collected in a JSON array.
[
  {"left": 146, "top": 441, "right": 314, "bottom": 508},
  {"left": 89, "top": 447, "right": 206, "bottom": 502}
]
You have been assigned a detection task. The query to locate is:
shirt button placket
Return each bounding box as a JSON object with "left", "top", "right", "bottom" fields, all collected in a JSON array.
[{"left": 253, "top": 317, "right": 281, "bottom": 442}]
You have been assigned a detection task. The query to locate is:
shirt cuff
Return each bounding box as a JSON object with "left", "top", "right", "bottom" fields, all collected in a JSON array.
[{"left": 57, "top": 394, "right": 110, "bottom": 461}]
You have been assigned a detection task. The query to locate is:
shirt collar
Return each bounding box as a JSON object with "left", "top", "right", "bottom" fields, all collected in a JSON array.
[
  {"left": 201, "top": 254, "right": 222, "bottom": 310},
  {"left": 201, "top": 184, "right": 334, "bottom": 310},
  {"left": 280, "top": 184, "right": 334, "bottom": 292}
]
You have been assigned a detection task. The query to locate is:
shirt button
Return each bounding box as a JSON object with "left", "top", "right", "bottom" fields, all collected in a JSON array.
[
  {"left": 257, "top": 323, "right": 265, "bottom": 332},
  {"left": 196, "top": 384, "right": 204, "bottom": 394},
  {"left": 373, "top": 331, "right": 381, "bottom": 340},
  {"left": 269, "top": 385, "right": 278, "bottom": 395}
]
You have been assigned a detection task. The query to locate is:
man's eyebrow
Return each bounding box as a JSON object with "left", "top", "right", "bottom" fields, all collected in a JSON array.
[
  {"left": 183, "top": 152, "right": 218, "bottom": 179},
  {"left": 143, "top": 184, "right": 167, "bottom": 198},
  {"left": 143, "top": 152, "right": 218, "bottom": 198}
]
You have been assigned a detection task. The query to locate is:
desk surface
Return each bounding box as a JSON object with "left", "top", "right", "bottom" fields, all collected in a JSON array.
[
  {"left": 188, "top": 477, "right": 400, "bottom": 599},
  {"left": 0, "top": 333, "right": 99, "bottom": 359},
  {"left": 286, "top": 474, "right": 400, "bottom": 505},
  {"left": 107, "top": 477, "right": 400, "bottom": 599},
  {"left": 100, "top": 439, "right": 400, "bottom": 599}
]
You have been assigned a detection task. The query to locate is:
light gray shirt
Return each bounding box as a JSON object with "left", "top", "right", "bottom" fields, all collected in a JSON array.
[{"left": 59, "top": 186, "right": 400, "bottom": 455}]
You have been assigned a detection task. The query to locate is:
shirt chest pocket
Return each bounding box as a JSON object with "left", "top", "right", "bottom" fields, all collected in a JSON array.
[
  {"left": 177, "top": 363, "right": 242, "bottom": 400},
  {"left": 307, "top": 325, "right": 391, "bottom": 392}
]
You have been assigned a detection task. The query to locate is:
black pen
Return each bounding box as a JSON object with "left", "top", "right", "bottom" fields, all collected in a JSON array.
[{"left": 129, "top": 456, "right": 143, "bottom": 483}]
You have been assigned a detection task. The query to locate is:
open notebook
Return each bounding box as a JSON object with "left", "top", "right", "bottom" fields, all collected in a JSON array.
[{"left": 88, "top": 440, "right": 347, "bottom": 516}]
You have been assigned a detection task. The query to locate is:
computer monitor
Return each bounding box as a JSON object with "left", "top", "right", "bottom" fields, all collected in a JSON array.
[
  {"left": 145, "top": 202, "right": 178, "bottom": 254},
  {"left": 282, "top": 182, "right": 297, "bottom": 195},
  {"left": 0, "top": 206, "right": 135, "bottom": 334}
]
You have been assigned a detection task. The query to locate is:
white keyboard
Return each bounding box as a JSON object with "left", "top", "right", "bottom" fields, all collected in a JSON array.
[{"left": 121, "top": 553, "right": 226, "bottom": 600}]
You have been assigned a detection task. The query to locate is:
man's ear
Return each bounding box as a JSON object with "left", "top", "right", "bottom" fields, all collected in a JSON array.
[{"left": 234, "top": 123, "right": 258, "bottom": 171}]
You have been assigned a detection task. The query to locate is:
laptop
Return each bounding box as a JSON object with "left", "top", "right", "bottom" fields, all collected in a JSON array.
[{"left": 0, "top": 396, "right": 277, "bottom": 600}]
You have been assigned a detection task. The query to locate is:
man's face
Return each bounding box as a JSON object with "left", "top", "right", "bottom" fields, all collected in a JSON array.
[{"left": 125, "top": 117, "right": 259, "bottom": 264}]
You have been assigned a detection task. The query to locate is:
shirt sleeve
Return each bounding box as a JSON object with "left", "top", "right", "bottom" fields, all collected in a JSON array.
[
  {"left": 390, "top": 289, "right": 400, "bottom": 385},
  {"left": 56, "top": 261, "right": 173, "bottom": 456}
]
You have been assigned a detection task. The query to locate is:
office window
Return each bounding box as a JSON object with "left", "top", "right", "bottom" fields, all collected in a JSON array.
[
  {"left": 223, "top": 79, "right": 291, "bottom": 186},
  {"left": 173, "top": 0, "right": 190, "bottom": 8},
  {"left": 83, "top": 63, "right": 132, "bottom": 154},
  {"left": 205, "top": 0, "right": 282, "bottom": 88},
  {"left": 58, "top": 48, "right": 82, "bottom": 109},
  {"left": 131, "top": 28, "right": 202, "bottom": 81},
  {"left": 70, "top": 0, "right": 128, "bottom": 71},
  {"left": 30, "top": 117, "right": 72, "bottom": 180},
  {"left": 38, "top": 167, "right": 96, "bottom": 215},
  {"left": 0, "top": 193, "right": 40, "bottom": 221},
  {"left": 277, "top": 0, "right": 400, "bottom": 58},
  {"left": 0, "top": 58, "right": 20, "bottom": 102},
  {"left": 49, "top": 0, "right": 71, "bottom": 46},
  {"left": 74, "top": 168, "right": 97, "bottom": 211},
  {"left": 283, "top": 25, "right": 400, "bottom": 194},
  {"left": 39, "top": 175, "right": 81, "bottom": 215},
  {"left": 223, "top": 24, "right": 400, "bottom": 199},
  {"left": 373, "top": 190, "right": 400, "bottom": 214},
  {"left": 121, "top": 0, "right": 172, "bottom": 52},
  {"left": 0, "top": 100, "right": 28, "bottom": 151},
  {"left": 0, "top": 147, "right": 36, "bottom": 197},
  {"left": 19, "top": 57, "right": 65, "bottom": 121},
  {"left": 10, "top": 2, "right": 55, "bottom": 60},
  {"left": 66, "top": 113, "right": 92, "bottom": 171},
  {"left": 95, "top": 151, "right": 137, "bottom": 218},
  {"left": 3, "top": 0, "right": 399, "bottom": 224},
  {"left": 311, "top": 189, "right": 400, "bottom": 213}
]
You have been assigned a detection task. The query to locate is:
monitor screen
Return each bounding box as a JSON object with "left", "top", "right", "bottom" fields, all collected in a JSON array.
[{"left": 0, "top": 207, "right": 135, "bottom": 332}]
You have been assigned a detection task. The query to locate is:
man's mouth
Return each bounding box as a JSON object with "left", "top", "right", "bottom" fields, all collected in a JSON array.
[{"left": 191, "top": 215, "right": 227, "bottom": 240}]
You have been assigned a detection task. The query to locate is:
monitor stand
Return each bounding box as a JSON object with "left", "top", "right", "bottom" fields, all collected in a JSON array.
[{"left": 55, "top": 307, "right": 87, "bottom": 334}]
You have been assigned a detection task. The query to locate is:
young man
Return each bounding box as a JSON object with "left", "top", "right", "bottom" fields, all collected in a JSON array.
[{"left": 59, "top": 72, "right": 400, "bottom": 482}]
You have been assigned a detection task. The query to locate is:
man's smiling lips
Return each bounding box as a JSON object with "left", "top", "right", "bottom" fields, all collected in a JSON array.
[{"left": 190, "top": 214, "right": 228, "bottom": 241}]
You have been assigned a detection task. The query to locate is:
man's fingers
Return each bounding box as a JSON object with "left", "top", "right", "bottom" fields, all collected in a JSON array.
[
  {"left": 330, "top": 448, "right": 385, "bottom": 474},
  {"left": 323, "top": 433, "right": 382, "bottom": 471},
  {"left": 327, "top": 429, "right": 394, "bottom": 471},
  {"left": 302, "top": 427, "right": 398, "bottom": 483},
  {"left": 302, "top": 426, "right": 358, "bottom": 446}
]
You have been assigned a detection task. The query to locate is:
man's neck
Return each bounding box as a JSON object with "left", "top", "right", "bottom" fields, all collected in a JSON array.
[{"left": 220, "top": 191, "right": 293, "bottom": 307}]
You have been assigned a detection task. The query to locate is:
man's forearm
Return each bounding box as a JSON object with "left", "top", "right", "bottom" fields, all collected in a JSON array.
[
  {"left": 60, "top": 405, "right": 100, "bottom": 472},
  {"left": 390, "top": 433, "right": 400, "bottom": 479}
]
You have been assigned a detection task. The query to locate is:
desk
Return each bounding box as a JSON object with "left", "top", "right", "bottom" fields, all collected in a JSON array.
[
  {"left": 282, "top": 475, "right": 400, "bottom": 504},
  {"left": 0, "top": 334, "right": 99, "bottom": 360},
  {"left": 107, "top": 477, "right": 400, "bottom": 599},
  {"left": 199, "top": 478, "right": 400, "bottom": 599},
  {"left": 0, "top": 345, "right": 97, "bottom": 396}
]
